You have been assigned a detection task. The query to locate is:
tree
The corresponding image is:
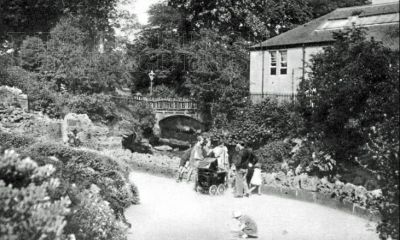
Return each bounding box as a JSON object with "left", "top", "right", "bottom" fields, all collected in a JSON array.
[
  {"left": 0, "top": 0, "right": 119, "bottom": 48},
  {"left": 168, "top": 0, "right": 313, "bottom": 41},
  {"left": 297, "top": 26, "right": 399, "bottom": 162}
]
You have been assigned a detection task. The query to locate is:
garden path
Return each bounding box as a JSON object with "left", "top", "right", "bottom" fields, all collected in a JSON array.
[{"left": 125, "top": 171, "right": 379, "bottom": 240}]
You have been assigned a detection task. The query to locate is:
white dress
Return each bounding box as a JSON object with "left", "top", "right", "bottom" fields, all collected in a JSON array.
[
  {"left": 212, "top": 146, "right": 229, "bottom": 171},
  {"left": 250, "top": 168, "right": 262, "bottom": 186}
]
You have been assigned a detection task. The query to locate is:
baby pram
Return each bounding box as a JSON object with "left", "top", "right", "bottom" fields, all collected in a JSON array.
[{"left": 196, "top": 157, "right": 228, "bottom": 195}]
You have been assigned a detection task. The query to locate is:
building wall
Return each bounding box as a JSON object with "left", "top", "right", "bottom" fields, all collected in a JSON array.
[{"left": 249, "top": 45, "right": 324, "bottom": 103}]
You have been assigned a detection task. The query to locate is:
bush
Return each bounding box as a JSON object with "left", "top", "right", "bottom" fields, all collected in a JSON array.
[
  {"left": 0, "top": 131, "right": 35, "bottom": 151},
  {"left": 58, "top": 93, "right": 118, "bottom": 123},
  {"left": 254, "top": 141, "right": 292, "bottom": 173},
  {"left": 210, "top": 98, "right": 302, "bottom": 149},
  {"left": 0, "top": 150, "right": 71, "bottom": 240},
  {"left": 65, "top": 190, "right": 128, "bottom": 240},
  {"left": 24, "top": 142, "right": 140, "bottom": 212}
]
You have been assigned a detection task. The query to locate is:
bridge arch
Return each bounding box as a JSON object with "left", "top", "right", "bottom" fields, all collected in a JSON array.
[{"left": 157, "top": 114, "right": 205, "bottom": 142}]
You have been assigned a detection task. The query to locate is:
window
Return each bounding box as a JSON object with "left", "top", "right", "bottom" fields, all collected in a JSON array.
[
  {"left": 280, "top": 50, "right": 287, "bottom": 75},
  {"left": 270, "top": 51, "right": 277, "bottom": 75}
]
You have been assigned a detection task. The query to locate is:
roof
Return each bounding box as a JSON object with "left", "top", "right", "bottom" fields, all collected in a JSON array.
[{"left": 251, "top": 2, "right": 399, "bottom": 50}]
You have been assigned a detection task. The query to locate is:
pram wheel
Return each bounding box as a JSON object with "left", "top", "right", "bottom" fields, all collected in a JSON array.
[
  {"left": 209, "top": 185, "right": 218, "bottom": 195},
  {"left": 217, "top": 184, "right": 226, "bottom": 195}
]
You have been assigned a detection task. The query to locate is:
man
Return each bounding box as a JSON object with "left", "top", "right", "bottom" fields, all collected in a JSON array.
[
  {"left": 234, "top": 143, "right": 251, "bottom": 197},
  {"left": 232, "top": 211, "right": 258, "bottom": 239},
  {"left": 187, "top": 136, "right": 204, "bottom": 190}
]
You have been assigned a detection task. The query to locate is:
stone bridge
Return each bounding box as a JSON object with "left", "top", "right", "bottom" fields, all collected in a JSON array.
[{"left": 112, "top": 96, "right": 204, "bottom": 139}]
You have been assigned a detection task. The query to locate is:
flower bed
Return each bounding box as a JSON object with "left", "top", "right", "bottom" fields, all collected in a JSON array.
[{"left": 262, "top": 172, "right": 382, "bottom": 221}]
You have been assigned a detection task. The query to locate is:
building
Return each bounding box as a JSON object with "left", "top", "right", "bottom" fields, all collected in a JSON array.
[{"left": 249, "top": 0, "right": 399, "bottom": 104}]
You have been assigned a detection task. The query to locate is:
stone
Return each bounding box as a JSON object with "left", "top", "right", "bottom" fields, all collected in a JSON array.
[
  {"left": 154, "top": 145, "right": 173, "bottom": 151},
  {"left": 264, "top": 173, "right": 276, "bottom": 185},
  {"left": 61, "top": 113, "right": 109, "bottom": 148},
  {"left": 0, "top": 86, "right": 28, "bottom": 111}
]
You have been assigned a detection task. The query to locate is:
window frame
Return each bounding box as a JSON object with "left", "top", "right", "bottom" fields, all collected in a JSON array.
[
  {"left": 279, "top": 50, "right": 288, "bottom": 75},
  {"left": 269, "top": 50, "right": 277, "bottom": 75}
]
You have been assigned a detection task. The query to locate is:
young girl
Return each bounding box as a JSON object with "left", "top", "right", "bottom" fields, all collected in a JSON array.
[{"left": 250, "top": 163, "right": 262, "bottom": 195}]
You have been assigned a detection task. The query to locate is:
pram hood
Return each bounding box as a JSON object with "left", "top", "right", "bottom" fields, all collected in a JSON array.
[{"left": 198, "top": 157, "right": 218, "bottom": 169}]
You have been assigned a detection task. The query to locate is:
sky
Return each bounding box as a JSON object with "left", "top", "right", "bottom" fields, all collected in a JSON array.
[{"left": 119, "top": 0, "right": 163, "bottom": 25}]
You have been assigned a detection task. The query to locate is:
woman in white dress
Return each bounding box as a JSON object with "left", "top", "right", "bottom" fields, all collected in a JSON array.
[{"left": 250, "top": 163, "right": 262, "bottom": 195}]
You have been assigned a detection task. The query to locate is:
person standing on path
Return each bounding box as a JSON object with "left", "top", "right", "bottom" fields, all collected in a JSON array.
[
  {"left": 176, "top": 145, "right": 192, "bottom": 182},
  {"left": 249, "top": 163, "right": 262, "bottom": 195},
  {"left": 234, "top": 143, "right": 251, "bottom": 197},
  {"left": 187, "top": 136, "right": 205, "bottom": 190},
  {"left": 212, "top": 140, "right": 229, "bottom": 171}
]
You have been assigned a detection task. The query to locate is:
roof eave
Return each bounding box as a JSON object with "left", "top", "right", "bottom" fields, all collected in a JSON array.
[{"left": 249, "top": 40, "right": 335, "bottom": 51}]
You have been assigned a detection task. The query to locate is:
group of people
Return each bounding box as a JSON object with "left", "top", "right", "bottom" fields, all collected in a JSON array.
[
  {"left": 176, "top": 136, "right": 260, "bottom": 238},
  {"left": 231, "top": 143, "right": 262, "bottom": 198},
  {"left": 176, "top": 136, "right": 262, "bottom": 197},
  {"left": 176, "top": 136, "right": 230, "bottom": 190}
]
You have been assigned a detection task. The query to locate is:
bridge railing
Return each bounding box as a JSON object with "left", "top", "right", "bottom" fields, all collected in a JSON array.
[{"left": 112, "top": 95, "right": 198, "bottom": 111}]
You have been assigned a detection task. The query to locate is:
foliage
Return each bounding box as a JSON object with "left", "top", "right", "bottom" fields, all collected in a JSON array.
[
  {"left": 365, "top": 118, "right": 399, "bottom": 240},
  {"left": 58, "top": 93, "right": 118, "bottom": 123},
  {"left": 210, "top": 99, "right": 302, "bottom": 149},
  {"left": 0, "top": 131, "right": 35, "bottom": 151},
  {"left": 0, "top": 149, "right": 71, "bottom": 240},
  {"left": 65, "top": 190, "right": 127, "bottom": 240},
  {"left": 20, "top": 36, "right": 46, "bottom": 72},
  {"left": 298, "top": 27, "right": 400, "bottom": 162},
  {"left": 152, "top": 84, "right": 178, "bottom": 98},
  {"left": 40, "top": 17, "right": 133, "bottom": 94},
  {"left": 24, "top": 142, "right": 139, "bottom": 211},
  {"left": 254, "top": 141, "right": 292, "bottom": 173},
  {"left": 0, "top": 0, "right": 119, "bottom": 47},
  {"left": 168, "top": 0, "right": 313, "bottom": 41}
]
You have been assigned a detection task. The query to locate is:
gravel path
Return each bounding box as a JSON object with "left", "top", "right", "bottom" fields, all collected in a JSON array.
[{"left": 126, "top": 171, "right": 379, "bottom": 240}]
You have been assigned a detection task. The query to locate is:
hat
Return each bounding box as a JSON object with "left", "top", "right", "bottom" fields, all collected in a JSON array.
[{"left": 232, "top": 211, "right": 242, "bottom": 219}]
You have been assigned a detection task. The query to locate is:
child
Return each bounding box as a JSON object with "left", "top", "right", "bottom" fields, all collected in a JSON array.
[
  {"left": 232, "top": 211, "right": 258, "bottom": 239},
  {"left": 250, "top": 163, "right": 262, "bottom": 195}
]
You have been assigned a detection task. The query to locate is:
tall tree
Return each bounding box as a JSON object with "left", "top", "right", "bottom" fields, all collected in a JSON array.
[
  {"left": 0, "top": 0, "right": 119, "bottom": 48},
  {"left": 168, "top": 0, "right": 313, "bottom": 41},
  {"left": 297, "top": 27, "right": 399, "bottom": 161}
]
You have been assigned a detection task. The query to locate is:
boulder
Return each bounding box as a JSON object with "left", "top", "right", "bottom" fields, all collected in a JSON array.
[{"left": 62, "top": 113, "right": 109, "bottom": 148}]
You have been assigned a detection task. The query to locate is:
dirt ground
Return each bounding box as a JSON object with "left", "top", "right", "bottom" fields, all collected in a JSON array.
[{"left": 125, "top": 171, "right": 379, "bottom": 240}]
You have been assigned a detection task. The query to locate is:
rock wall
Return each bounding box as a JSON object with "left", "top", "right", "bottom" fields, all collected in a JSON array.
[
  {"left": 61, "top": 113, "right": 118, "bottom": 149},
  {"left": 0, "top": 86, "right": 28, "bottom": 111}
]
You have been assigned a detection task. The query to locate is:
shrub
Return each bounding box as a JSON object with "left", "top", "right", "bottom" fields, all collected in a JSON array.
[
  {"left": 365, "top": 118, "right": 399, "bottom": 240},
  {"left": 24, "top": 142, "right": 140, "bottom": 212},
  {"left": 0, "top": 131, "right": 35, "bottom": 151},
  {"left": 254, "top": 140, "right": 291, "bottom": 173},
  {"left": 58, "top": 93, "right": 118, "bottom": 123},
  {"left": 65, "top": 190, "right": 128, "bottom": 240},
  {"left": 0, "top": 150, "right": 71, "bottom": 240},
  {"left": 210, "top": 98, "right": 302, "bottom": 149}
]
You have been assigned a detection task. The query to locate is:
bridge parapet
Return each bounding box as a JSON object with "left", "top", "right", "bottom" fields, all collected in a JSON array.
[{"left": 112, "top": 96, "right": 198, "bottom": 112}]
